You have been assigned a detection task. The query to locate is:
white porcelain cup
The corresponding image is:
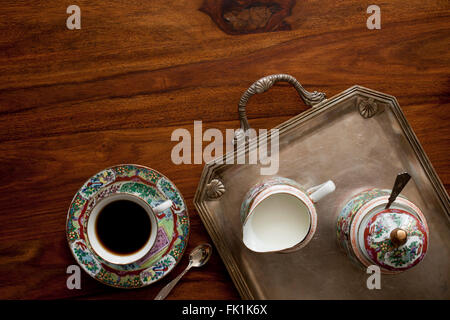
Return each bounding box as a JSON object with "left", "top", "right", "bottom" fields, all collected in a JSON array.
[
  {"left": 87, "top": 193, "right": 172, "bottom": 265},
  {"left": 240, "top": 177, "right": 335, "bottom": 253}
]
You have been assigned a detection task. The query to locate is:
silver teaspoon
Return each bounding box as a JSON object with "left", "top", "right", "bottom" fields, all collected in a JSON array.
[
  {"left": 385, "top": 172, "right": 411, "bottom": 209},
  {"left": 154, "top": 243, "right": 213, "bottom": 300}
]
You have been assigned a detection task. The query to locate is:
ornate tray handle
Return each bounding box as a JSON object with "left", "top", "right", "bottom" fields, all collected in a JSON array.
[{"left": 236, "top": 74, "right": 327, "bottom": 141}]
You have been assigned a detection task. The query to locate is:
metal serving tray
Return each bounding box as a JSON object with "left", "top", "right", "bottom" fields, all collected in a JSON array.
[{"left": 194, "top": 75, "right": 450, "bottom": 299}]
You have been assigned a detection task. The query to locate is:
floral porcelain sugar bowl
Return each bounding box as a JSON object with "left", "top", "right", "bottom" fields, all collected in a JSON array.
[{"left": 337, "top": 188, "right": 429, "bottom": 274}]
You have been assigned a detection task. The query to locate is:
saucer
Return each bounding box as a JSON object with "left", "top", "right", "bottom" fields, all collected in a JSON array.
[{"left": 66, "top": 164, "right": 190, "bottom": 288}]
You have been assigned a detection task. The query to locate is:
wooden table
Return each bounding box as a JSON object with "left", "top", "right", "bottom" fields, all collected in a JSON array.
[{"left": 0, "top": 1, "right": 448, "bottom": 299}]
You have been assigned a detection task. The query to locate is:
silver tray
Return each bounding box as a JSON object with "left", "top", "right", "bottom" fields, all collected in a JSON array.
[{"left": 194, "top": 75, "right": 450, "bottom": 299}]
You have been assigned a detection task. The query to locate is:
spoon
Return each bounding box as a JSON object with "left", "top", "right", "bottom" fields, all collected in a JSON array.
[
  {"left": 385, "top": 172, "right": 411, "bottom": 209},
  {"left": 154, "top": 243, "right": 213, "bottom": 300}
]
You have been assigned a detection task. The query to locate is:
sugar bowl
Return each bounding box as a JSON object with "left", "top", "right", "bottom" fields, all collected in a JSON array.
[{"left": 337, "top": 188, "right": 429, "bottom": 273}]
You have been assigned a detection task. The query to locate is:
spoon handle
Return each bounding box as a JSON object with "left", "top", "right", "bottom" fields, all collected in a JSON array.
[
  {"left": 385, "top": 172, "right": 411, "bottom": 209},
  {"left": 154, "top": 263, "right": 192, "bottom": 300}
]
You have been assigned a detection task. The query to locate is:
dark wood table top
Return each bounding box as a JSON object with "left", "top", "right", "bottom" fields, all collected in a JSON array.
[{"left": 0, "top": 1, "right": 448, "bottom": 299}]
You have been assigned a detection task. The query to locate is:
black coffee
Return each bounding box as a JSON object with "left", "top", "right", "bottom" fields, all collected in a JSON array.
[{"left": 95, "top": 200, "right": 151, "bottom": 255}]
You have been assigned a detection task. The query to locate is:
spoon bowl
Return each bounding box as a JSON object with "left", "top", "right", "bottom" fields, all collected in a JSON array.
[
  {"left": 190, "top": 244, "right": 212, "bottom": 267},
  {"left": 154, "top": 243, "right": 213, "bottom": 300}
]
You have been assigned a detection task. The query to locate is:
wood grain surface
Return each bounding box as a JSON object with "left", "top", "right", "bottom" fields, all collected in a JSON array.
[{"left": 0, "top": 0, "right": 449, "bottom": 299}]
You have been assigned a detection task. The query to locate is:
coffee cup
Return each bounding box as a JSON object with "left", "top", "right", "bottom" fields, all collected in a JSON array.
[{"left": 86, "top": 193, "right": 172, "bottom": 265}]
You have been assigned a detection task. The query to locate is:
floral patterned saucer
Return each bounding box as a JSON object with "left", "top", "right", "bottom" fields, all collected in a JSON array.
[{"left": 66, "top": 164, "right": 189, "bottom": 288}]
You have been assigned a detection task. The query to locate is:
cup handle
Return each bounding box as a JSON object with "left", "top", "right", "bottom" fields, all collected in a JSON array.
[
  {"left": 307, "top": 180, "right": 336, "bottom": 203},
  {"left": 152, "top": 200, "right": 173, "bottom": 213}
]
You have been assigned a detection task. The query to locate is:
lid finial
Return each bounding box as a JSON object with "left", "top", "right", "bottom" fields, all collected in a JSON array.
[{"left": 390, "top": 228, "right": 408, "bottom": 247}]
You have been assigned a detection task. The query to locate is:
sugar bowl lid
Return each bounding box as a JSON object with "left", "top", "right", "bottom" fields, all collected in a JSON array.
[{"left": 362, "top": 208, "right": 428, "bottom": 272}]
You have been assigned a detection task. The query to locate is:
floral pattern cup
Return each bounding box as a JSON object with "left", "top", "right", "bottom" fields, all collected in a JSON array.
[{"left": 87, "top": 193, "right": 172, "bottom": 265}]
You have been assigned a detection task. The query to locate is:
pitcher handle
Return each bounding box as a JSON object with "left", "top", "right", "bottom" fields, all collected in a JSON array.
[
  {"left": 307, "top": 180, "right": 336, "bottom": 203},
  {"left": 235, "top": 74, "right": 327, "bottom": 142}
]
